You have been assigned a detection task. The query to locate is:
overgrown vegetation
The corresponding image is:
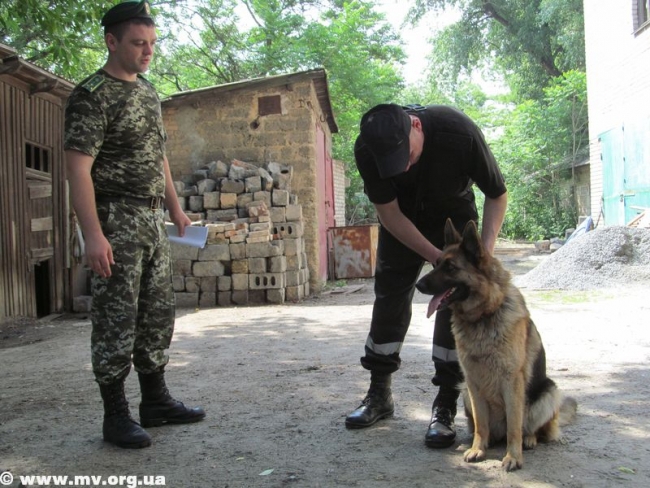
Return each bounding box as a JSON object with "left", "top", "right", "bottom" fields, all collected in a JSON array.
[{"left": 1, "top": 0, "right": 588, "bottom": 240}]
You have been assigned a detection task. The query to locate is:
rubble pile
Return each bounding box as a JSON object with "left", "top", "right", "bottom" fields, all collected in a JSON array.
[
  {"left": 171, "top": 159, "right": 309, "bottom": 307},
  {"left": 515, "top": 226, "right": 650, "bottom": 290}
]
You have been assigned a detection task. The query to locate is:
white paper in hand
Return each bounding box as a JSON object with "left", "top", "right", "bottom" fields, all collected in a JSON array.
[{"left": 166, "top": 224, "right": 208, "bottom": 248}]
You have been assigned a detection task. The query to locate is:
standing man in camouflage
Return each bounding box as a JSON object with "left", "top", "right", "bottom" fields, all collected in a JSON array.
[{"left": 64, "top": 0, "right": 205, "bottom": 449}]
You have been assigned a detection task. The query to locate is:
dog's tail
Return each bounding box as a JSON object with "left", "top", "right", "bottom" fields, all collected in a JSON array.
[{"left": 558, "top": 396, "right": 578, "bottom": 426}]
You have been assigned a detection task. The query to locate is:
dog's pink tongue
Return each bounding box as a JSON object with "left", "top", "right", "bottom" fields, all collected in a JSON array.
[{"left": 426, "top": 294, "right": 445, "bottom": 318}]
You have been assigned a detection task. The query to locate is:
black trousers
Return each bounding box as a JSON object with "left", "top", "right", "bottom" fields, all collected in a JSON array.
[{"left": 360, "top": 207, "right": 478, "bottom": 389}]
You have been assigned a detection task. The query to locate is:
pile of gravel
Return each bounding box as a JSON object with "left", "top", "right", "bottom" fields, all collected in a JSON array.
[{"left": 514, "top": 226, "right": 650, "bottom": 290}]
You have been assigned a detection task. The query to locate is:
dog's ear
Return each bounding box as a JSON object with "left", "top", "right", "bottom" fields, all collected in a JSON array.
[
  {"left": 444, "top": 218, "right": 461, "bottom": 246},
  {"left": 460, "top": 221, "right": 485, "bottom": 264}
]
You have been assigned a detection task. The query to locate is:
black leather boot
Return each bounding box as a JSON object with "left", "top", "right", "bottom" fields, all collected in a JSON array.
[
  {"left": 424, "top": 386, "right": 459, "bottom": 448},
  {"left": 138, "top": 371, "right": 205, "bottom": 427},
  {"left": 99, "top": 378, "right": 152, "bottom": 449},
  {"left": 345, "top": 372, "right": 394, "bottom": 429}
]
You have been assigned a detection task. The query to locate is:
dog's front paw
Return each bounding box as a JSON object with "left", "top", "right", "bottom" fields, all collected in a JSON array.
[
  {"left": 464, "top": 448, "right": 486, "bottom": 463},
  {"left": 501, "top": 453, "right": 523, "bottom": 471},
  {"left": 523, "top": 434, "right": 537, "bottom": 450}
]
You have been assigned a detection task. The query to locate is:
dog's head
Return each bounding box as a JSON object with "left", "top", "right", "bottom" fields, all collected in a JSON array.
[{"left": 416, "top": 219, "right": 489, "bottom": 315}]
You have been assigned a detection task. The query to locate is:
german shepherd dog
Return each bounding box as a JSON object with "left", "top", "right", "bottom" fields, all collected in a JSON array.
[{"left": 416, "top": 219, "right": 577, "bottom": 471}]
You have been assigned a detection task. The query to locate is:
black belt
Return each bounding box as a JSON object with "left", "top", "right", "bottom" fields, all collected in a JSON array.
[{"left": 96, "top": 195, "right": 164, "bottom": 210}]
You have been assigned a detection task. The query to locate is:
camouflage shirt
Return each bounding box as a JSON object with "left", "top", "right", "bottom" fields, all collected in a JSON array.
[{"left": 64, "top": 70, "right": 166, "bottom": 198}]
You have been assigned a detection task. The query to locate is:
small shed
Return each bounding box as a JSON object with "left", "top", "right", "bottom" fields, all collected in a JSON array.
[
  {"left": 161, "top": 69, "right": 341, "bottom": 291},
  {"left": 0, "top": 44, "right": 74, "bottom": 320}
]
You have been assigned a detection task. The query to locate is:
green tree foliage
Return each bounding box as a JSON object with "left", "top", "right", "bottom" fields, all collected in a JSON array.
[
  {"left": 0, "top": 0, "right": 112, "bottom": 79},
  {"left": 492, "top": 71, "right": 588, "bottom": 239},
  {"left": 411, "top": 0, "right": 585, "bottom": 101}
]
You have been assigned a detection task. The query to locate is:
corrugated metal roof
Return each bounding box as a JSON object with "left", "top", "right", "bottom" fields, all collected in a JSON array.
[
  {"left": 0, "top": 43, "right": 74, "bottom": 99},
  {"left": 162, "top": 68, "right": 338, "bottom": 133}
]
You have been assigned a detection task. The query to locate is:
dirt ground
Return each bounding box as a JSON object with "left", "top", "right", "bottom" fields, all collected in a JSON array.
[{"left": 1, "top": 244, "right": 649, "bottom": 488}]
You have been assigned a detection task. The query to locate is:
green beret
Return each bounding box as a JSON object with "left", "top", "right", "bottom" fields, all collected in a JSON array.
[{"left": 101, "top": 0, "right": 153, "bottom": 27}]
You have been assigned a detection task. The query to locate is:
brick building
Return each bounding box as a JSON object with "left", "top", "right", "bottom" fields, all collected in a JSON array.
[{"left": 161, "top": 69, "right": 341, "bottom": 292}]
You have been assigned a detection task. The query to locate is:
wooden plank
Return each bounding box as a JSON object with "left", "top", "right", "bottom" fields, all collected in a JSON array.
[
  {"left": 31, "top": 217, "right": 53, "bottom": 232},
  {"left": 29, "top": 184, "right": 52, "bottom": 199},
  {"left": 25, "top": 167, "right": 51, "bottom": 182},
  {"left": 31, "top": 247, "right": 54, "bottom": 261}
]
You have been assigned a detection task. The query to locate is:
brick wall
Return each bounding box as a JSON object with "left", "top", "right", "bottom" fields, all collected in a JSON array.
[{"left": 170, "top": 160, "right": 310, "bottom": 308}]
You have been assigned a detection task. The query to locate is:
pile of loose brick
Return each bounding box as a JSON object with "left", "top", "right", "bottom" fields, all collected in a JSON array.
[{"left": 170, "top": 159, "right": 309, "bottom": 308}]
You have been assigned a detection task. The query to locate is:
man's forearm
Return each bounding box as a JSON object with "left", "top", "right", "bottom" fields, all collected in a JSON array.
[{"left": 481, "top": 191, "right": 508, "bottom": 254}]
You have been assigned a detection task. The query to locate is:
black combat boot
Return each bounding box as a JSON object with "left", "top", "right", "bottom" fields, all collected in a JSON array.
[
  {"left": 424, "top": 386, "right": 460, "bottom": 448},
  {"left": 99, "top": 378, "right": 152, "bottom": 449},
  {"left": 345, "top": 371, "right": 394, "bottom": 429},
  {"left": 138, "top": 371, "right": 206, "bottom": 427}
]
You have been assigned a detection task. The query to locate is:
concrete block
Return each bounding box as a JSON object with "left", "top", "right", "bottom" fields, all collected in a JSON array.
[
  {"left": 203, "top": 192, "right": 221, "bottom": 209},
  {"left": 245, "top": 176, "right": 262, "bottom": 193},
  {"left": 273, "top": 222, "right": 303, "bottom": 239},
  {"left": 249, "top": 273, "right": 285, "bottom": 290},
  {"left": 197, "top": 179, "right": 217, "bottom": 195},
  {"left": 172, "top": 275, "right": 185, "bottom": 292},
  {"left": 231, "top": 290, "right": 249, "bottom": 305},
  {"left": 200, "top": 276, "right": 217, "bottom": 292},
  {"left": 199, "top": 292, "right": 216, "bottom": 308},
  {"left": 173, "top": 259, "right": 192, "bottom": 276},
  {"left": 248, "top": 257, "right": 266, "bottom": 274},
  {"left": 286, "top": 253, "right": 303, "bottom": 271},
  {"left": 192, "top": 261, "right": 225, "bottom": 277},
  {"left": 221, "top": 179, "right": 245, "bottom": 194},
  {"left": 248, "top": 290, "right": 266, "bottom": 304},
  {"left": 272, "top": 189, "right": 290, "bottom": 206},
  {"left": 268, "top": 255, "right": 287, "bottom": 273},
  {"left": 171, "top": 242, "right": 199, "bottom": 260},
  {"left": 285, "top": 270, "right": 300, "bottom": 287},
  {"left": 175, "top": 292, "right": 199, "bottom": 308},
  {"left": 283, "top": 237, "right": 302, "bottom": 256},
  {"left": 232, "top": 273, "right": 249, "bottom": 291},
  {"left": 266, "top": 288, "right": 285, "bottom": 304},
  {"left": 237, "top": 192, "right": 254, "bottom": 208},
  {"left": 232, "top": 259, "right": 249, "bottom": 274},
  {"left": 285, "top": 285, "right": 304, "bottom": 302},
  {"left": 199, "top": 244, "right": 230, "bottom": 261},
  {"left": 217, "top": 276, "right": 231, "bottom": 292},
  {"left": 229, "top": 242, "right": 246, "bottom": 259},
  {"left": 217, "top": 291, "right": 232, "bottom": 306},
  {"left": 185, "top": 276, "right": 200, "bottom": 293},
  {"left": 189, "top": 195, "right": 204, "bottom": 212},
  {"left": 207, "top": 209, "right": 238, "bottom": 221},
  {"left": 285, "top": 204, "right": 302, "bottom": 221},
  {"left": 270, "top": 207, "right": 286, "bottom": 223},
  {"left": 220, "top": 193, "right": 238, "bottom": 209},
  {"left": 246, "top": 241, "right": 275, "bottom": 258}
]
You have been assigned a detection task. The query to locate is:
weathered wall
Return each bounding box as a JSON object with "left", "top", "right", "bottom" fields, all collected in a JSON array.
[
  {"left": 332, "top": 159, "right": 346, "bottom": 227},
  {"left": 162, "top": 79, "right": 332, "bottom": 291},
  {"left": 583, "top": 0, "right": 650, "bottom": 224}
]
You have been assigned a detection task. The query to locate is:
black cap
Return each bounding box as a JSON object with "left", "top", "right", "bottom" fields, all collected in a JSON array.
[
  {"left": 101, "top": 1, "right": 153, "bottom": 27},
  {"left": 359, "top": 104, "right": 412, "bottom": 179}
]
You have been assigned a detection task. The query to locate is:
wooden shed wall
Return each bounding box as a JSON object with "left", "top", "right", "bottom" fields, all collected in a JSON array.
[{"left": 0, "top": 76, "right": 69, "bottom": 320}]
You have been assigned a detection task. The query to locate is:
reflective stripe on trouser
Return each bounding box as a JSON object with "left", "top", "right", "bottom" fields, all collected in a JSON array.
[
  {"left": 360, "top": 212, "right": 476, "bottom": 380},
  {"left": 91, "top": 202, "right": 175, "bottom": 385}
]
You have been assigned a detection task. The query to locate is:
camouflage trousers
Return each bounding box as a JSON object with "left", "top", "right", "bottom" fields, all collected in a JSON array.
[{"left": 91, "top": 202, "right": 174, "bottom": 385}]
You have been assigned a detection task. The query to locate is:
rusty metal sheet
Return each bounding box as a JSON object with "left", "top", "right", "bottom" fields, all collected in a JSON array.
[{"left": 331, "top": 225, "right": 378, "bottom": 279}]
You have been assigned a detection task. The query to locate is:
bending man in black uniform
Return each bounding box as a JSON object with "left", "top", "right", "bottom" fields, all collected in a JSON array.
[{"left": 345, "top": 103, "right": 508, "bottom": 448}]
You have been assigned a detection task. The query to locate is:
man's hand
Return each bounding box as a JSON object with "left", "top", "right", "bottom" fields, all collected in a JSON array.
[
  {"left": 169, "top": 208, "right": 192, "bottom": 237},
  {"left": 84, "top": 232, "right": 115, "bottom": 278}
]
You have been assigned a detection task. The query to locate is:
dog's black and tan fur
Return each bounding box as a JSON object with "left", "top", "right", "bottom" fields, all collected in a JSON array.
[{"left": 416, "top": 219, "right": 577, "bottom": 471}]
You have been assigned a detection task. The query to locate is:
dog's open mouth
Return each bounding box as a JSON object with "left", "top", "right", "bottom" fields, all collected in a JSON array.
[
  {"left": 426, "top": 286, "right": 469, "bottom": 318},
  {"left": 426, "top": 287, "right": 456, "bottom": 318}
]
